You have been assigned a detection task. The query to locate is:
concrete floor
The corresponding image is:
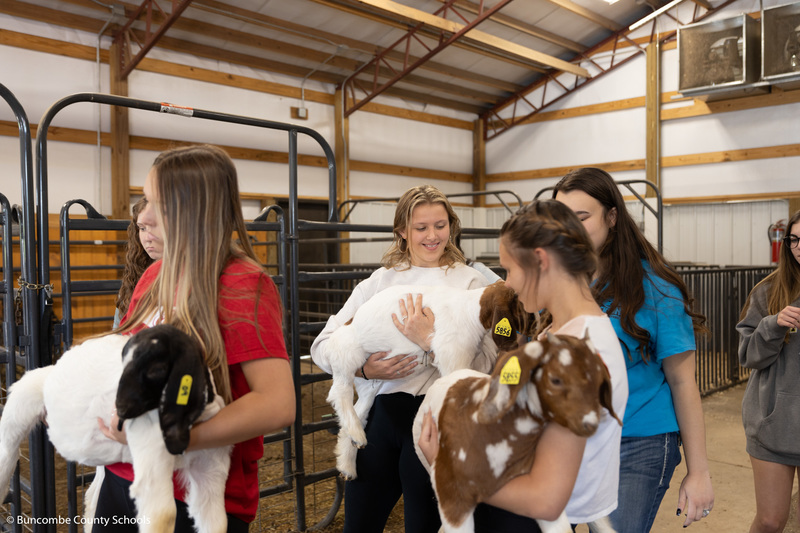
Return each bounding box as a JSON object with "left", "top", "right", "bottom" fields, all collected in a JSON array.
[{"left": 582, "top": 382, "right": 800, "bottom": 532}]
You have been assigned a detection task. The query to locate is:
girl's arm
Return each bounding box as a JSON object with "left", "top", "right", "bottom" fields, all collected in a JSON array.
[
  {"left": 483, "top": 423, "right": 586, "bottom": 521},
  {"left": 418, "top": 412, "right": 585, "bottom": 522},
  {"left": 187, "top": 357, "right": 295, "bottom": 450},
  {"left": 663, "top": 350, "right": 714, "bottom": 527}
]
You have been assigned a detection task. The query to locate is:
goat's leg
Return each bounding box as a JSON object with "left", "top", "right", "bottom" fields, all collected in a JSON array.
[
  {"left": 82, "top": 467, "right": 104, "bottom": 533},
  {"left": 179, "top": 447, "right": 232, "bottom": 533},
  {"left": 438, "top": 508, "right": 475, "bottom": 533},
  {"left": 536, "top": 511, "right": 572, "bottom": 533},
  {"left": 327, "top": 368, "right": 366, "bottom": 448},
  {"left": 126, "top": 413, "right": 177, "bottom": 533},
  {"left": 335, "top": 389, "right": 378, "bottom": 478},
  {"left": 587, "top": 515, "right": 617, "bottom": 533}
]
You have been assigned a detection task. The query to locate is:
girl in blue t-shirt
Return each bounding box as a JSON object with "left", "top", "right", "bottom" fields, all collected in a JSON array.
[{"left": 554, "top": 167, "right": 714, "bottom": 531}]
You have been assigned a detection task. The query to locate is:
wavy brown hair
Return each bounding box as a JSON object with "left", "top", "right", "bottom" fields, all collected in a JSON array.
[
  {"left": 381, "top": 184, "right": 466, "bottom": 270},
  {"left": 741, "top": 209, "right": 800, "bottom": 322},
  {"left": 500, "top": 199, "right": 597, "bottom": 334},
  {"left": 115, "top": 198, "right": 153, "bottom": 318},
  {"left": 115, "top": 144, "right": 267, "bottom": 403},
  {"left": 553, "top": 167, "right": 707, "bottom": 361}
]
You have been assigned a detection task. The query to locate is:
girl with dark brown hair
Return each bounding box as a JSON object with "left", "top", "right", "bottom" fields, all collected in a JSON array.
[
  {"left": 113, "top": 197, "right": 163, "bottom": 328},
  {"left": 554, "top": 167, "right": 714, "bottom": 531}
]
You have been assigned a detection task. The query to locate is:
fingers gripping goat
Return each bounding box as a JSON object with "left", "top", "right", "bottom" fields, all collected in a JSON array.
[
  {"left": 0, "top": 325, "right": 231, "bottom": 533},
  {"left": 412, "top": 334, "right": 621, "bottom": 533},
  {"left": 325, "top": 280, "right": 532, "bottom": 480}
]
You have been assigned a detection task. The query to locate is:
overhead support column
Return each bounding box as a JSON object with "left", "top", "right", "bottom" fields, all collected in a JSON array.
[
  {"left": 473, "top": 118, "right": 486, "bottom": 207},
  {"left": 335, "top": 86, "right": 350, "bottom": 262},
  {"left": 110, "top": 39, "right": 130, "bottom": 219},
  {"left": 645, "top": 41, "right": 660, "bottom": 196}
]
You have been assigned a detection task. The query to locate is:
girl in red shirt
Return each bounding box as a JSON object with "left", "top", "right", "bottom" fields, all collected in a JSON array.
[{"left": 96, "top": 144, "right": 295, "bottom": 532}]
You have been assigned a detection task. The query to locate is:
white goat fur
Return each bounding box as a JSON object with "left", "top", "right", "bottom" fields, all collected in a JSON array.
[
  {"left": 326, "top": 281, "right": 524, "bottom": 479},
  {"left": 0, "top": 333, "right": 231, "bottom": 533}
]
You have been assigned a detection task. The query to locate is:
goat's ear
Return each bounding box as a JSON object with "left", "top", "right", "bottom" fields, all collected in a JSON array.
[
  {"left": 480, "top": 282, "right": 519, "bottom": 350},
  {"left": 477, "top": 342, "right": 543, "bottom": 423},
  {"left": 595, "top": 356, "right": 622, "bottom": 426},
  {"left": 116, "top": 329, "right": 173, "bottom": 420},
  {"left": 158, "top": 336, "right": 210, "bottom": 455}
]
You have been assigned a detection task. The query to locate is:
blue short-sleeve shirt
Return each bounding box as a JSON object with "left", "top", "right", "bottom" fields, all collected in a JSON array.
[{"left": 601, "top": 260, "right": 696, "bottom": 437}]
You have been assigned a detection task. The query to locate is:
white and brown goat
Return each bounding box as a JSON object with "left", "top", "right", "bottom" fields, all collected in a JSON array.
[
  {"left": 412, "top": 333, "right": 621, "bottom": 533},
  {"left": 324, "top": 280, "right": 532, "bottom": 479}
]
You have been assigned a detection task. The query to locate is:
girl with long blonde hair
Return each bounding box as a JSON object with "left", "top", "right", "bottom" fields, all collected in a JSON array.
[
  {"left": 96, "top": 144, "right": 295, "bottom": 532},
  {"left": 312, "top": 184, "right": 496, "bottom": 533}
]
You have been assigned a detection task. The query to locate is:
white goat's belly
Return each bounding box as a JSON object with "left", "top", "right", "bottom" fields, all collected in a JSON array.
[{"left": 43, "top": 336, "right": 131, "bottom": 466}]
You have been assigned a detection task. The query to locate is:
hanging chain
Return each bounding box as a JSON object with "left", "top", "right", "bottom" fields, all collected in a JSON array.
[
  {"left": 17, "top": 277, "right": 54, "bottom": 294},
  {"left": 15, "top": 277, "right": 55, "bottom": 327}
]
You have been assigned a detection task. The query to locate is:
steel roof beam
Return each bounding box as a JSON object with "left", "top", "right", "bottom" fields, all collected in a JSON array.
[
  {"left": 113, "top": 0, "right": 194, "bottom": 80},
  {"left": 482, "top": 0, "right": 738, "bottom": 140}
]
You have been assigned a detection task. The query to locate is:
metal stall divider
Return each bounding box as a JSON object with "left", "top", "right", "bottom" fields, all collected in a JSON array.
[
  {"left": 34, "top": 93, "right": 336, "bottom": 531},
  {"left": 0, "top": 82, "right": 46, "bottom": 533}
]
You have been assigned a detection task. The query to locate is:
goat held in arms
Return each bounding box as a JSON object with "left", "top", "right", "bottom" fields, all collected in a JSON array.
[
  {"left": 412, "top": 334, "right": 621, "bottom": 533},
  {"left": 0, "top": 324, "right": 231, "bottom": 533},
  {"left": 325, "top": 280, "right": 533, "bottom": 479}
]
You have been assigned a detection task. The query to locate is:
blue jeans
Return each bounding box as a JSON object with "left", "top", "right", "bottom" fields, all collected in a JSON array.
[{"left": 608, "top": 432, "right": 682, "bottom": 533}]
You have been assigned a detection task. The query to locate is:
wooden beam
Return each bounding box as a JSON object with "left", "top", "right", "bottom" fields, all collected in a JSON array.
[
  {"left": 351, "top": 0, "right": 589, "bottom": 77},
  {"left": 0, "top": 120, "right": 472, "bottom": 183},
  {"left": 540, "top": 0, "right": 623, "bottom": 31},
  {"left": 110, "top": 39, "right": 130, "bottom": 219},
  {"left": 193, "top": 0, "right": 523, "bottom": 93},
  {"left": 473, "top": 118, "right": 486, "bottom": 207},
  {"left": 0, "top": 29, "right": 473, "bottom": 129},
  {"left": 436, "top": 0, "right": 586, "bottom": 53},
  {"left": 645, "top": 42, "right": 660, "bottom": 195},
  {"left": 485, "top": 143, "right": 800, "bottom": 182},
  {"left": 662, "top": 88, "right": 800, "bottom": 120},
  {"left": 307, "top": 0, "right": 547, "bottom": 73},
  {"left": 334, "top": 86, "right": 350, "bottom": 260}
]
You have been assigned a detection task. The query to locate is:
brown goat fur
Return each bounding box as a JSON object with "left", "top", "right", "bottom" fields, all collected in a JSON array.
[{"left": 414, "top": 333, "right": 620, "bottom": 532}]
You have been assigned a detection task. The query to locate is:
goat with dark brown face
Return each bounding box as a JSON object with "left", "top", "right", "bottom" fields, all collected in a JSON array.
[
  {"left": 116, "top": 324, "right": 216, "bottom": 455},
  {"left": 413, "top": 333, "right": 620, "bottom": 533}
]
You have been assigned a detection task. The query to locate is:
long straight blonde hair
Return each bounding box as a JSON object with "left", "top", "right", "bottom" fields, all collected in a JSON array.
[{"left": 117, "top": 144, "right": 262, "bottom": 403}]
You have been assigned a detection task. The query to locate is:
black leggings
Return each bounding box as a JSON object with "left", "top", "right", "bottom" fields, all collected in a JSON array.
[
  {"left": 343, "top": 392, "right": 441, "bottom": 533},
  {"left": 473, "top": 503, "right": 543, "bottom": 533},
  {"left": 93, "top": 468, "right": 249, "bottom": 533}
]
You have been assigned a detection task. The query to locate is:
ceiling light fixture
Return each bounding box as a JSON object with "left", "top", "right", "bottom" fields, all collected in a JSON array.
[
  {"left": 603, "top": 0, "right": 621, "bottom": 5},
  {"left": 628, "top": 0, "right": 686, "bottom": 31}
]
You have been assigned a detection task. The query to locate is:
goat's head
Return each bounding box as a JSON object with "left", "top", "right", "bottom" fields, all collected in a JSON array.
[
  {"left": 478, "top": 280, "right": 536, "bottom": 350},
  {"left": 477, "top": 332, "right": 620, "bottom": 437},
  {"left": 115, "top": 324, "right": 215, "bottom": 455}
]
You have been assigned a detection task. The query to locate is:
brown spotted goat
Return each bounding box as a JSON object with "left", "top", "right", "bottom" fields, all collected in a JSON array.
[{"left": 412, "top": 333, "right": 620, "bottom": 533}]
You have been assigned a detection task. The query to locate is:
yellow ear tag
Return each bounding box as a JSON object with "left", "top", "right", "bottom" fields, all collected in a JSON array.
[
  {"left": 494, "top": 317, "right": 512, "bottom": 337},
  {"left": 176, "top": 375, "right": 193, "bottom": 405},
  {"left": 500, "top": 356, "right": 521, "bottom": 385}
]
